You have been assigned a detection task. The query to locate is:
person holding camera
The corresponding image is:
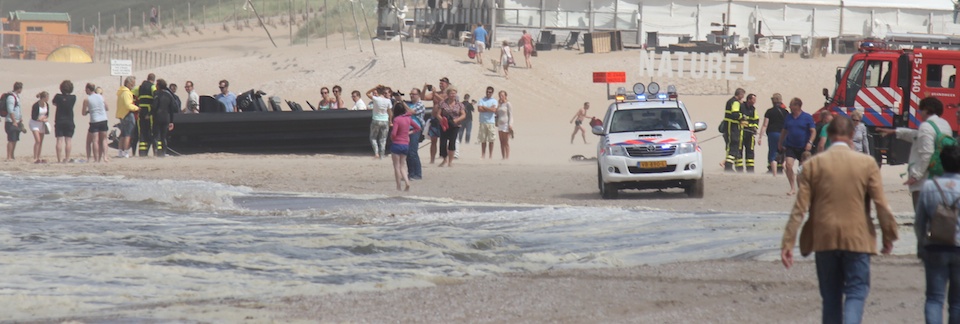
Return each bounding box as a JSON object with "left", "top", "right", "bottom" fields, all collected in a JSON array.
[
  {"left": 422, "top": 77, "right": 451, "bottom": 164},
  {"left": 4, "top": 82, "right": 24, "bottom": 162}
]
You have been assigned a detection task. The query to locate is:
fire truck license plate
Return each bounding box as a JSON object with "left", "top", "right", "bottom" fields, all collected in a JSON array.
[{"left": 639, "top": 161, "right": 667, "bottom": 169}]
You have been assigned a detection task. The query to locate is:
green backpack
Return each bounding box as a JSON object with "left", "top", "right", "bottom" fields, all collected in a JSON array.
[{"left": 928, "top": 120, "right": 958, "bottom": 178}]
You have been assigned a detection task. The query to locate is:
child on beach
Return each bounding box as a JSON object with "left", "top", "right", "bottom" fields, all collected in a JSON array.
[{"left": 390, "top": 91, "right": 420, "bottom": 191}]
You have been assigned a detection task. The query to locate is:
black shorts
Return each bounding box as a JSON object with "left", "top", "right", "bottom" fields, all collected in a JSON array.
[
  {"left": 55, "top": 123, "right": 75, "bottom": 138},
  {"left": 89, "top": 121, "right": 108, "bottom": 133},
  {"left": 784, "top": 146, "right": 806, "bottom": 161},
  {"left": 5, "top": 122, "right": 19, "bottom": 142}
]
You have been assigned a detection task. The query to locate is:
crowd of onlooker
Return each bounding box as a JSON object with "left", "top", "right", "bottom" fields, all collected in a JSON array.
[
  {"left": 3, "top": 76, "right": 516, "bottom": 190},
  {"left": 358, "top": 77, "right": 514, "bottom": 191}
]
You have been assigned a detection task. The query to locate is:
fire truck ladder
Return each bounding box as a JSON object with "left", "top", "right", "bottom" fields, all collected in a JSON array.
[{"left": 884, "top": 33, "right": 960, "bottom": 49}]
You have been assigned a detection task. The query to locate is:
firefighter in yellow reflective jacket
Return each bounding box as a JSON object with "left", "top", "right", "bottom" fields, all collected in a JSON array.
[
  {"left": 722, "top": 88, "right": 746, "bottom": 172},
  {"left": 132, "top": 73, "right": 157, "bottom": 157},
  {"left": 740, "top": 94, "right": 761, "bottom": 173}
]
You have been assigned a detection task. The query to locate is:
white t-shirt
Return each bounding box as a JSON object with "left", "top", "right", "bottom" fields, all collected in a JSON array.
[
  {"left": 370, "top": 96, "right": 391, "bottom": 122},
  {"left": 352, "top": 99, "right": 367, "bottom": 111}
]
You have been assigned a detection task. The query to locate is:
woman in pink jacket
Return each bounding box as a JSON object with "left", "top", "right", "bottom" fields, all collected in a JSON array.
[{"left": 390, "top": 91, "right": 421, "bottom": 191}]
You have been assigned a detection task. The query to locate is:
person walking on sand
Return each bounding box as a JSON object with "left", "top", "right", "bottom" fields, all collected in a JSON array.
[
  {"left": 570, "top": 102, "right": 592, "bottom": 144},
  {"left": 82, "top": 83, "right": 109, "bottom": 163},
  {"left": 496, "top": 90, "right": 514, "bottom": 160},
  {"left": 4, "top": 82, "right": 23, "bottom": 162},
  {"left": 53, "top": 80, "right": 76, "bottom": 163},
  {"left": 477, "top": 86, "right": 498, "bottom": 159},
  {"left": 877, "top": 97, "right": 953, "bottom": 209},
  {"left": 473, "top": 23, "right": 488, "bottom": 65},
  {"left": 29, "top": 91, "right": 50, "bottom": 164},
  {"left": 390, "top": 92, "right": 421, "bottom": 191},
  {"left": 915, "top": 144, "right": 960, "bottom": 324},
  {"left": 519, "top": 30, "right": 534, "bottom": 69},
  {"left": 781, "top": 116, "right": 898, "bottom": 324},
  {"left": 500, "top": 40, "right": 514, "bottom": 80},
  {"left": 778, "top": 98, "right": 816, "bottom": 195},
  {"left": 367, "top": 85, "right": 392, "bottom": 159},
  {"left": 758, "top": 93, "right": 788, "bottom": 175}
]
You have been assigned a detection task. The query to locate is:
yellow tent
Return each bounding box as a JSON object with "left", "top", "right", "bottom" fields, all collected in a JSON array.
[{"left": 46, "top": 45, "right": 92, "bottom": 63}]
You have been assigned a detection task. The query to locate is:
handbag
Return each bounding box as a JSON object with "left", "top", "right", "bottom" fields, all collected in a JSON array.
[
  {"left": 508, "top": 56, "right": 515, "bottom": 65},
  {"left": 439, "top": 116, "right": 449, "bottom": 132},
  {"left": 468, "top": 46, "right": 477, "bottom": 59},
  {"left": 43, "top": 122, "right": 51, "bottom": 135},
  {"left": 929, "top": 179, "right": 960, "bottom": 245}
]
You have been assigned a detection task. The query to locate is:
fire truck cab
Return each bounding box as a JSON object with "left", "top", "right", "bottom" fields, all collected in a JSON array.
[{"left": 826, "top": 35, "right": 960, "bottom": 165}]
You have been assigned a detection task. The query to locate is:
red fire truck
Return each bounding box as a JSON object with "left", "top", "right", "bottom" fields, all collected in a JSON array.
[{"left": 825, "top": 33, "right": 960, "bottom": 165}]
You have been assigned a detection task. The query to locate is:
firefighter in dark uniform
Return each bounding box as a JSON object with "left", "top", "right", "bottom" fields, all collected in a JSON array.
[
  {"left": 151, "top": 79, "right": 178, "bottom": 157},
  {"left": 723, "top": 88, "right": 746, "bottom": 172},
  {"left": 740, "top": 94, "right": 761, "bottom": 173},
  {"left": 133, "top": 73, "right": 157, "bottom": 157}
]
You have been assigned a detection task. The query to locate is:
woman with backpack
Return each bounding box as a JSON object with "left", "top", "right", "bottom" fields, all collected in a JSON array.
[
  {"left": 29, "top": 91, "right": 50, "bottom": 164},
  {"left": 914, "top": 144, "right": 960, "bottom": 324},
  {"left": 878, "top": 96, "right": 953, "bottom": 208}
]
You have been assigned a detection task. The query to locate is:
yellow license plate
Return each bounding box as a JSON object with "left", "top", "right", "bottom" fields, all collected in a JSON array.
[{"left": 639, "top": 161, "right": 667, "bottom": 169}]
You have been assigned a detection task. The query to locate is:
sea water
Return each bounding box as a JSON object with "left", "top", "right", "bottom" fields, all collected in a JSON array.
[{"left": 0, "top": 172, "right": 907, "bottom": 320}]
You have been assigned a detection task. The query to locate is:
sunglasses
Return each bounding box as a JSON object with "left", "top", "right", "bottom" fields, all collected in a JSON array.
[
  {"left": 322, "top": 91, "right": 329, "bottom": 94},
  {"left": 219, "top": 86, "right": 226, "bottom": 89},
  {"left": 333, "top": 90, "right": 340, "bottom": 93},
  {"left": 852, "top": 119, "right": 861, "bottom": 122}
]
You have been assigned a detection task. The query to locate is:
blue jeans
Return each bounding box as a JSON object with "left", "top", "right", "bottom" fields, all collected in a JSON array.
[
  {"left": 767, "top": 132, "right": 781, "bottom": 164},
  {"left": 815, "top": 250, "right": 871, "bottom": 324},
  {"left": 923, "top": 251, "right": 960, "bottom": 324},
  {"left": 407, "top": 130, "right": 422, "bottom": 179},
  {"left": 458, "top": 119, "right": 473, "bottom": 144}
]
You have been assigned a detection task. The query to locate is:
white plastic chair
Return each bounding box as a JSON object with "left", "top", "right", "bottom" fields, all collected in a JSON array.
[{"left": 756, "top": 38, "right": 772, "bottom": 58}]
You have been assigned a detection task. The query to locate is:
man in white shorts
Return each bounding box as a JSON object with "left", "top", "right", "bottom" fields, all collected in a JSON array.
[
  {"left": 474, "top": 23, "right": 488, "bottom": 65},
  {"left": 477, "top": 86, "right": 498, "bottom": 159}
]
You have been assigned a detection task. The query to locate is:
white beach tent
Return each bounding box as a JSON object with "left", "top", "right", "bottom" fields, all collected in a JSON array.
[{"left": 499, "top": 0, "right": 959, "bottom": 45}]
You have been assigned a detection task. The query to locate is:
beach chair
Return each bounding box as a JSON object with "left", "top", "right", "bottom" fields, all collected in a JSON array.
[
  {"left": 423, "top": 22, "right": 445, "bottom": 44},
  {"left": 562, "top": 31, "right": 581, "bottom": 50}
]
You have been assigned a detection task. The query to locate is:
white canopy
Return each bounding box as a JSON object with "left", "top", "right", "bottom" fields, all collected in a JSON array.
[{"left": 501, "top": 0, "right": 960, "bottom": 42}]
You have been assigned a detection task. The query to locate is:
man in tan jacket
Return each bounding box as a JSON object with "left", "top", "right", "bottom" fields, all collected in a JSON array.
[{"left": 781, "top": 116, "right": 898, "bottom": 324}]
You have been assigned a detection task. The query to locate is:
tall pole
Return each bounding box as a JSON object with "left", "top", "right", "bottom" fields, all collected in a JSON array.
[
  {"left": 289, "top": 0, "right": 294, "bottom": 45},
  {"left": 325, "top": 0, "right": 329, "bottom": 48},
  {"left": 350, "top": 0, "right": 363, "bottom": 51},
  {"left": 359, "top": 0, "right": 377, "bottom": 55},
  {"left": 247, "top": 0, "right": 278, "bottom": 47},
  {"left": 305, "top": 0, "right": 309, "bottom": 46},
  {"left": 338, "top": 0, "right": 347, "bottom": 49}
]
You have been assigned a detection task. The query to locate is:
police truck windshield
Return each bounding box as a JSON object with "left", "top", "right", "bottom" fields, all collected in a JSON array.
[{"left": 609, "top": 108, "right": 688, "bottom": 133}]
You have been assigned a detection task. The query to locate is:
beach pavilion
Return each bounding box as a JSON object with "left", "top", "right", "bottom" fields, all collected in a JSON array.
[{"left": 385, "top": 0, "right": 960, "bottom": 53}]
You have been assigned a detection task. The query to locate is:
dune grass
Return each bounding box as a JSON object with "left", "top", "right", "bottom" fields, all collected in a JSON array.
[{"left": 0, "top": 0, "right": 377, "bottom": 39}]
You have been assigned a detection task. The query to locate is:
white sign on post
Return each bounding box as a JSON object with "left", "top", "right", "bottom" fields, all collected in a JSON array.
[{"left": 110, "top": 59, "right": 133, "bottom": 77}]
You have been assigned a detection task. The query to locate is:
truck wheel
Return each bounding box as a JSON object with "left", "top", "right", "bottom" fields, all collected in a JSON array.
[
  {"left": 686, "top": 177, "right": 704, "bottom": 198},
  {"left": 598, "top": 168, "right": 619, "bottom": 199}
]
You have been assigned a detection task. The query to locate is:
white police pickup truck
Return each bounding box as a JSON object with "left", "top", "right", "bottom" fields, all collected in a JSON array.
[{"left": 592, "top": 82, "right": 707, "bottom": 199}]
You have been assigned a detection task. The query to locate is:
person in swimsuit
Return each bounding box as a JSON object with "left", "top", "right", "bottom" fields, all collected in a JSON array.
[
  {"left": 29, "top": 91, "right": 50, "bottom": 163},
  {"left": 570, "top": 102, "right": 593, "bottom": 144},
  {"left": 519, "top": 30, "right": 534, "bottom": 69},
  {"left": 318, "top": 87, "right": 332, "bottom": 110},
  {"left": 332, "top": 85, "right": 345, "bottom": 109}
]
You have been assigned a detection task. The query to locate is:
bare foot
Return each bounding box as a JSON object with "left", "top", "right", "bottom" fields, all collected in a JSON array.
[
  {"left": 404, "top": 183, "right": 410, "bottom": 191},
  {"left": 438, "top": 162, "right": 447, "bottom": 167},
  {"left": 719, "top": 161, "right": 725, "bottom": 168},
  {"left": 373, "top": 154, "right": 380, "bottom": 160},
  {"left": 786, "top": 190, "right": 795, "bottom": 196}
]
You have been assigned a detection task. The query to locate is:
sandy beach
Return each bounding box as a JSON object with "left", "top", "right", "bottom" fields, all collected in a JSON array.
[{"left": 0, "top": 26, "right": 929, "bottom": 322}]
